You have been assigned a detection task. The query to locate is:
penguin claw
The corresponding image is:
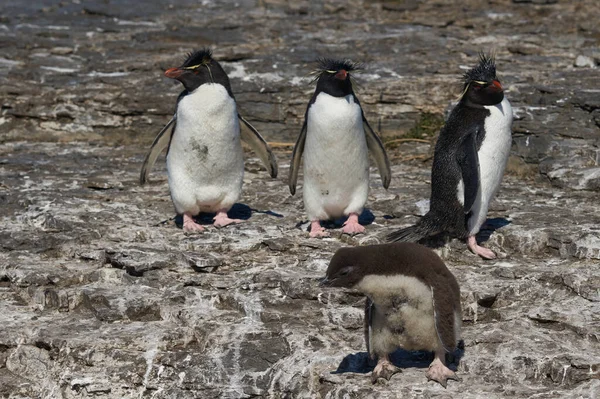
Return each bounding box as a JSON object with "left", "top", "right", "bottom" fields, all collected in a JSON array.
[
  {"left": 371, "top": 359, "right": 400, "bottom": 384},
  {"left": 467, "top": 236, "right": 496, "bottom": 259},
  {"left": 426, "top": 360, "right": 459, "bottom": 388},
  {"left": 183, "top": 214, "right": 205, "bottom": 233},
  {"left": 213, "top": 212, "right": 243, "bottom": 228},
  {"left": 309, "top": 221, "right": 329, "bottom": 238},
  {"left": 341, "top": 213, "right": 365, "bottom": 235},
  {"left": 213, "top": 218, "right": 243, "bottom": 228},
  {"left": 341, "top": 221, "right": 365, "bottom": 235},
  {"left": 309, "top": 229, "right": 329, "bottom": 238}
]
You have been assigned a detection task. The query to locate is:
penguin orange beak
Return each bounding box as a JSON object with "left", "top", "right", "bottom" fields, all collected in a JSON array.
[
  {"left": 164, "top": 67, "right": 184, "bottom": 79},
  {"left": 335, "top": 69, "right": 348, "bottom": 80},
  {"left": 490, "top": 79, "right": 503, "bottom": 91}
]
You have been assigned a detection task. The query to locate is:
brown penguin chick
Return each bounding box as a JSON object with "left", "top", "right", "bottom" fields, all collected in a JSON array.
[{"left": 320, "top": 242, "right": 462, "bottom": 387}]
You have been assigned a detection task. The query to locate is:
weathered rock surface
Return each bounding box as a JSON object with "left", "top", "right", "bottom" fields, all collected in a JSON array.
[{"left": 0, "top": 0, "right": 599, "bottom": 398}]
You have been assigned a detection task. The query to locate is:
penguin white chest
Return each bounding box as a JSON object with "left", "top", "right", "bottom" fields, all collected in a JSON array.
[
  {"left": 466, "top": 97, "right": 513, "bottom": 234},
  {"left": 358, "top": 275, "right": 440, "bottom": 353},
  {"left": 302, "top": 93, "right": 369, "bottom": 220},
  {"left": 167, "top": 84, "right": 244, "bottom": 215},
  {"left": 479, "top": 97, "right": 513, "bottom": 177}
]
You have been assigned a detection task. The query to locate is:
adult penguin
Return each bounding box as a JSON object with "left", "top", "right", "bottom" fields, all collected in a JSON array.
[
  {"left": 387, "top": 54, "right": 512, "bottom": 259},
  {"left": 289, "top": 58, "right": 391, "bottom": 238},
  {"left": 140, "top": 49, "right": 277, "bottom": 231}
]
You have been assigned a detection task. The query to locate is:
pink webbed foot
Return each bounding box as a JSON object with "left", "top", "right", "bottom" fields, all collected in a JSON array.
[
  {"left": 309, "top": 220, "right": 329, "bottom": 238},
  {"left": 426, "top": 351, "right": 460, "bottom": 388},
  {"left": 183, "top": 213, "right": 205, "bottom": 233},
  {"left": 213, "top": 210, "right": 243, "bottom": 228},
  {"left": 341, "top": 213, "right": 365, "bottom": 235},
  {"left": 371, "top": 354, "right": 400, "bottom": 384},
  {"left": 467, "top": 236, "right": 496, "bottom": 259}
]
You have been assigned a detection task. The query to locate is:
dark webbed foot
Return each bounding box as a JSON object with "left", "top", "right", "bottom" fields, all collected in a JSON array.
[{"left": 371, "top": 355, "right": 400, "bottom": 384}]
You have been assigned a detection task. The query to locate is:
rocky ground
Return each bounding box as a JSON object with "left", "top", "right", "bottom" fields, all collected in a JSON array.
[{"left": 1, "top": 0, "right": 599, "bottom": 398}]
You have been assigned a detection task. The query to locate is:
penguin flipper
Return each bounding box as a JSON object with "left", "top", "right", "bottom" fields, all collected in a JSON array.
[
  {"left": 238, "top": 114, "right": 278, "bottom": 178},
  {"left": 457, "top": 129, "right": 480, "bottom": 213},
  {"left": 288, "top": 120, "right": 307, "bottom": 195},
  {"left": 364, "top": 296, "right": 375, "bottom": 358},
  {"left": 139, "top": 116, "right": 176, "bottom": 185},
  {"left": 362, "top": 115, "right": 392, "bottom": 189},
  {"left": 430, "top": 286, "right": 459, "bottom": 353}
]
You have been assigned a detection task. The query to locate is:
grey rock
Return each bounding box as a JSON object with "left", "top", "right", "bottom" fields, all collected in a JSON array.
[
  {"left": 513, "top": 0, "right": 558, "bottom": 3},
  {"left": 382, "top": 1, "right": 420, "bottom": 12},
  {"left": 262, "top": 237, "right": 294, "bottom": 251},
  {"left": 575, "top": 55, "right": 596, "bottom": 68},
  {"left": 0, "top": 0, "right": 599, "bottom": 398},
  {"left": 6, "top": 345, "right": 52, "bottom": 381}
]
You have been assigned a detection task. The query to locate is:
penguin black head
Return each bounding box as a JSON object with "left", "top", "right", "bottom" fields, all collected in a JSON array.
[
  {"left": 461, "top": 53, "right": 504, "bottom": 106},
  {"left": 313, "top": 58, "right": 361, "bottom": 98},
  {"left": 320, "top": 247, "right": 368, "bottom": 288},
  {"left": 164, "top": 49, "right": 233, "bottom": 95}
]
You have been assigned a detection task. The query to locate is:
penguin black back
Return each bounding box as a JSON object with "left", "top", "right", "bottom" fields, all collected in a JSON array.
[{"left": 164, "top": 49, "right": 234, "bottom": 97}]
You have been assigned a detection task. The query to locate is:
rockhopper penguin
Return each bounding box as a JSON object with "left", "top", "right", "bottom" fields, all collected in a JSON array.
[
  {"left": 321, "top": 242, "right": 462, "bottom": 387},
  {"left": 289, "top": 58, "right": 391, "bottom": 238},
  {"left": 387, "top": 54, "right": 513, "bottom": 259},
  {"left": 140, "top": 49, "right": 278, "bottom": 232}
]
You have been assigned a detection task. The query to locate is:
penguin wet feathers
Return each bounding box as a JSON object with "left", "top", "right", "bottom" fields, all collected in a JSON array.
[
  {"left": 289, "top": 58, "right": 391, "bottom": 238},
  {"left": 387, "top": 53, "right": 513, "bottom": 259},
  {"left": 321, "top": 242, "right": 462, "bottom": 387},
  {"left": 139, "top": 49, "right": 278, "bottom": 232}
]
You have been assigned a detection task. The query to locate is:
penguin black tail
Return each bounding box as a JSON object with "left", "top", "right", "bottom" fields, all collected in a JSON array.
[{"left": 386, "top": 215, "right": 439, "bottom": 243}]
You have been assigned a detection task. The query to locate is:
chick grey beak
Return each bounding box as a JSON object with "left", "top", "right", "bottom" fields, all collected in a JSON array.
[{"left": 319, "top": 277, "right": 330, "bottom": 287}]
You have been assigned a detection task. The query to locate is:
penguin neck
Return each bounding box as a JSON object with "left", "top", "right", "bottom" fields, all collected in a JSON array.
[
  {"left": 316, "top": 78, "right": 354, "bottom": 98},
  {"left": 460, "top": 96, "right": 487, "bottom": 109}
]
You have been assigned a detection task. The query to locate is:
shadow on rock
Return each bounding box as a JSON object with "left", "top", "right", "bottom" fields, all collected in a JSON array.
[
  {"left": 333, "top": 341, "right": 465, "bottom": 375},
  {"left": 175, "top": 203, "right": 254, "bottom": 227},
  {"left": 300, "top": 209, "right": 377, "bottom": 232},
  {"left": 250, "top": 207, "right": 284, "bottom": 218},
  {"left": 477, "top": 217, "right": 511, "bottom": 243}
]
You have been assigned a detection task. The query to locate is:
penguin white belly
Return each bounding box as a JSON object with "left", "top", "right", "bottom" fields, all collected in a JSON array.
[
  {"left": 467, "top": 97, "right": 513, "bottom": 234},
  {"left": 359, "top": 275, "right": 439, "bottom": 354},
  {"left": 167, "top": 84, "right": 244, "bottom": 215},
  {"left": 302, "top": 93, "right": 369, "bottom": 221}
]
